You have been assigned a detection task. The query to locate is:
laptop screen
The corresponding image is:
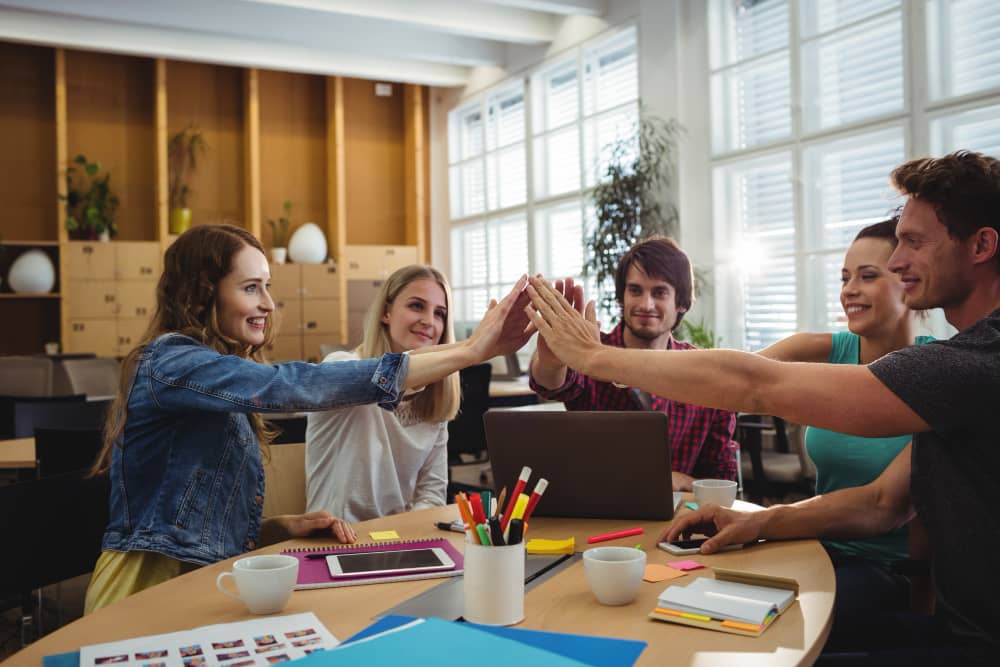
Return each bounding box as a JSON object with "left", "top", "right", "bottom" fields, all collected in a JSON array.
[{"left": 485, "top": 410, "right": 678, "bottom": 521}]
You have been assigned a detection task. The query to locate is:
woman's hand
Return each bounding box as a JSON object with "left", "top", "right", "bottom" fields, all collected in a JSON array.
[
  {"left": 466, "top": 275, "right": 534, "bottom": 361},
  {"left": 260, "top": 511, "right": 358, "bottom": 546},
  {"left": 524, "top": 276, "right": 602, "bottom": 373}
]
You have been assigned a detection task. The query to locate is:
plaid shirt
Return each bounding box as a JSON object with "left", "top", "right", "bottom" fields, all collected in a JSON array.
[{"left": 530, "top": 322, "right": 737, "bottom": 480}]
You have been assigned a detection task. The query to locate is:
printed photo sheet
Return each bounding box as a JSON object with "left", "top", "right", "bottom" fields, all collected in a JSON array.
[{"left": 79, "top": 612, "right": 339, "bottom": 667}]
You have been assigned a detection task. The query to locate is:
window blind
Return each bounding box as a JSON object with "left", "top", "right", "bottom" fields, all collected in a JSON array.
[
  {"left": 800, "top": 0, "right": 898, "bottom": 37},
  {"left": 711, "top": 0, "right": 789, "bottom": 69},
  {"left": 931, "top": 103, "right": 1000, "bottom": 156},
  {"left": 928, "top": 0, "right": 1000, "bottom": 99}
]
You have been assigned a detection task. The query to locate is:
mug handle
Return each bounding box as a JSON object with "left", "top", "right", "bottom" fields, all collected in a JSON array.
[{"left": 216, "top": 571, "right": 242, "bottom": 603}]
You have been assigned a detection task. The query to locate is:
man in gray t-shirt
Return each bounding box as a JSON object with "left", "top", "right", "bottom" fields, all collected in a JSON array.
[{"left": 525, "top": 151, "right": 1000, "bottom": 662}]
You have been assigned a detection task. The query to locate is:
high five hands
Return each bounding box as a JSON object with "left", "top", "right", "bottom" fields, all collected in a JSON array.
[{"left": 524, "top": 276, "right": 602, "bottom": 373}]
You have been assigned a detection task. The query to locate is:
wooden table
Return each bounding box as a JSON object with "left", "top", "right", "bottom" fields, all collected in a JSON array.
[
  {"left": 7, "top": 504, "right": 834, "bottom": 666},
  {"left": 0, "top": 437, "right": 34, "bottom": 469}
]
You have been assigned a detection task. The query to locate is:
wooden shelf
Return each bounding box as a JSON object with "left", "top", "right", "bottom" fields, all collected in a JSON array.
[{"left": 0, "top": 240, "right": 60, "bottom": 247}]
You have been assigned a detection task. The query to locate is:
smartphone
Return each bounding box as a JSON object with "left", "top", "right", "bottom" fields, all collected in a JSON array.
[
  {"left": 325, "top": 548, "right": 455, "bottom": 578},
  {"left": 657, "top": 538, "right": 744, "bottom": 556}
]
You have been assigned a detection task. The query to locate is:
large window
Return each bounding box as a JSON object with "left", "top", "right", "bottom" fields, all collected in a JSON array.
[
  {"left": 448, "top": 26, "right": 638, "bottom": 332},
  {"left": 710, "top": 0, "right": 1000, "bottom": 350}
]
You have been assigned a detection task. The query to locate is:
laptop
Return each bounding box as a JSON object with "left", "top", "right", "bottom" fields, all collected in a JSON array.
[{"left": 485, "top": 410, "right": 682, "bottom": 521}]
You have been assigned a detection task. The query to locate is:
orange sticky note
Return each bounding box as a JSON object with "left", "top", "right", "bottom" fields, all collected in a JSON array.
[{"left": 643, "top": 563, "right": 687, "bottom": 582}]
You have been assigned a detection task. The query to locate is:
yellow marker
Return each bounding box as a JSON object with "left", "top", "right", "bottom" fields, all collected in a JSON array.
[
  {"left": 510, "top": 493, "right": 530, "bottom": 521},
  {"left": 526, "top": 537, "right": 575, "bottom": 555},
  {"left": 369, "top": 530, "right": 400, "bottom": 540}
]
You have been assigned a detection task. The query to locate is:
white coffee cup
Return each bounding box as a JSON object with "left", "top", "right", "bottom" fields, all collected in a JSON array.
[
  {"left": 582, "top": 546, "right": 647, "bottom": 606},
  {"left": 693, "top": 479, "right": 738, "bottom": 507},
  {"left": 216, "top": 554, "right": 299, "bottom": 614}
]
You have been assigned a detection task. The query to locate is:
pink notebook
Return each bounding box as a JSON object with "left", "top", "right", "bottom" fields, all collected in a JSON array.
[{"left": 282, "top": 537, "right": 465, "bottom": 589}]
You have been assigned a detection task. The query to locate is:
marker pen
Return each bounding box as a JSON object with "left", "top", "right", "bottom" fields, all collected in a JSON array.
[{"left": 501, "top": 466, "right": 531, "bottom": 532}]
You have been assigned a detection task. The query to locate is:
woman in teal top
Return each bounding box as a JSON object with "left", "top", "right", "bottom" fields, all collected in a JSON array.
[{"left": 760, "top": 216, "right": 934, "bottom": 649}]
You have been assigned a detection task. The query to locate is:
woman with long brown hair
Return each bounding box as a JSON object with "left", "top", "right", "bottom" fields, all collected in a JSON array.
[{"left": 85, "top": 224, "right": 530, "bottom": 612}]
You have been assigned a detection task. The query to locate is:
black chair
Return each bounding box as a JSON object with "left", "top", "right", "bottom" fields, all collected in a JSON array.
[
  {"left": 736, "top": 414, "right": 814, "bottom": 503},
  {"left": 268, "top": 416, "right": 307, "bottom": 444},
  {"left": 13, "top": 399, "right": 110, "bottom": 438},
  {"left": 33, "top": 427, "right": 104, "bottom": 478},
  {"left": 0, "top": 471, "right": 109, "bottom": 644},
  {"left": 0, "top": 394, "right": 86, "bottom": 440},
  {"left": 446, "top": 363, "right": 492, "bottom": 496}
]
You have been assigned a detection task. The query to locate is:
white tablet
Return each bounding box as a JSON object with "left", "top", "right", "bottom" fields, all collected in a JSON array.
[{"left": 325, "top": 547, "right": 455, "bottom": 578}]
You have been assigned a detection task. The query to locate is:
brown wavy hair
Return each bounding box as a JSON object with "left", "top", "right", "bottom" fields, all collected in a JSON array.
[
  {"left": 91, "top": 223, "right": 276, "bottom": 475},
  {"left": 891, "top": 150, "right": 1000, "bottom": 265}
]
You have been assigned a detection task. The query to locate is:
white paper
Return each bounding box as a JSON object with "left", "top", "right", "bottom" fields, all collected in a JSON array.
[{"left": 79, "top": 612, "right": 339, "bottom": 667}]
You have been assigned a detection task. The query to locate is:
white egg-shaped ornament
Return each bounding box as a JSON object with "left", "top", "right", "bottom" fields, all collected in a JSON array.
[
  {"left": 287, "top": 222, "right": 327, "bottom": 264},
  {"left": 8, "top": 249, "right": 56, "bottom": 294}
]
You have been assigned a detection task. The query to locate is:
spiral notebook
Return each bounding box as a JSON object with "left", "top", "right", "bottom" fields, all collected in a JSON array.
[{"left": 282, "top": 538, "right": 464, "bottom": 590}]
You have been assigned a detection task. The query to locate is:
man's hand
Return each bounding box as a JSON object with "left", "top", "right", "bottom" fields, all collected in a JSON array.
[
  {"left": 525, "top": 277, "right": 602, "bottom": 373},
  {"left": 660, "top": 505, "right": 763, "bottom": 554},
  {"left": 671, "top": 471, "right": 695, "bottom": 492}
]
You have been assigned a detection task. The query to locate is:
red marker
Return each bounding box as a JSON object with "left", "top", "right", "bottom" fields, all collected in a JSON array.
[
  {"left": 469, "top": 492, "right": 487, "bottom": 525},
  {"left": 521, "top": 478, "right": 548, "bottom": 524},
  {"left": 501, "top": 466, "right": 532, "bottom": 532},
  {"left": 587, "top": 526, "right": 644, "bottom": 544}
]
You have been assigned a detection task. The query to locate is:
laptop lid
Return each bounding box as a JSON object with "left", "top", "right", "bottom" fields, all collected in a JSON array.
[{"left": 485, "top": 410, "right": 678, "bottom": 521}]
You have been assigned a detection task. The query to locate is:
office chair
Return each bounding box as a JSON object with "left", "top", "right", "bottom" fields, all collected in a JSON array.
[
  {"left": 446, "top": 363, "right": 492, "bottom": 496},
  {"left": 13, "top": 399, "right": 110, "bottom": 438},
  {"left": 0, "top": 394, "right": 86, "bottom": 440},
  {"left": 0, "top": 471, "right": 109, "bottom": 644},
  {"left": 33, "top": 427, "right": 104, "bottom": 478},
  {"left": 736, "top": 414, "right": 814, "bottom": 503}
]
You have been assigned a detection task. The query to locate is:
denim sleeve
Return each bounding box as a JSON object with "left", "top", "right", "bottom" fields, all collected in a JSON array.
[{"left": 144, "top": 334, "right": 408, "bottom": 413}]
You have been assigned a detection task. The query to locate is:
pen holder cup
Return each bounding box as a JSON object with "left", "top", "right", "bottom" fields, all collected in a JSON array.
[{"left": 463, "top": 541, "right": 525, "bottom": 626}]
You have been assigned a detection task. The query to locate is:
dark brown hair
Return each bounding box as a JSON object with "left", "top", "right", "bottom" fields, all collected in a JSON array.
[
  {"left": 92, "top": 224, "right": 276, "bottom": 475},
  {"left": 891, "top": 150, "right": 1000, "bottom": 264},
  {"left": 854, "top": 214, "right": 900, "bottom": 245},
  {"left": 614, "top": 236, "right": 693, "bottom": 331}
]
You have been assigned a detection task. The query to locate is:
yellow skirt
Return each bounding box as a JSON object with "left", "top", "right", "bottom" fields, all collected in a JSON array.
[{"left": 84, "top": 550, "right": 183, "bottom": 615}]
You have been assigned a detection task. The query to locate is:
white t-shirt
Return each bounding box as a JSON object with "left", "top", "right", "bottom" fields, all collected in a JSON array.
[{"left": 305, "top": 351, "right": 449, "bottom": 522}]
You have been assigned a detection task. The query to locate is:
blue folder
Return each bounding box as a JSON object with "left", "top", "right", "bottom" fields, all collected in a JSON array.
[{"left": 341, "top": 614, "right": 646, "bottom": 667}]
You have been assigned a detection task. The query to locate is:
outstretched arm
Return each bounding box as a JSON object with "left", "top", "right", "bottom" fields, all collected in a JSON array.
[
  {"left": 529, "top": 277, "right": 595, "bottom": 390},
  {"left": 525, "top": 277, "right": 928, "bottom": 437},
  {"left": 757, "top": 332, "right": 833, "bottom": 363},
  {"left": 661, "top": 443, "right": 915, "bottom": 553}
]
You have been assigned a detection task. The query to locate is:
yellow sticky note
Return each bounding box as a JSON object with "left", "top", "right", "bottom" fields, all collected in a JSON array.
[
  {"left": 526, "top": 537, "right": 575, "bottom": 555},
  {"left": 643, "top": 563, "right": 688, "bottom": 583},
  {"left": 369, "top": 530, "right": 400, "bottom": 541}
]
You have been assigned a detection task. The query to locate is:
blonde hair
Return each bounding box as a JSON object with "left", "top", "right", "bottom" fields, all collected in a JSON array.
[
  {"left": 92, "top": 224, "right": 276, "bottom": 475},
  {"left": 357, "top": 265, "right": 460, "bottom": 423}
]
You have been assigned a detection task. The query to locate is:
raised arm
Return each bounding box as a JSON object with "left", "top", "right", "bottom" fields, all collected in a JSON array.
[
  {"left": 662, "top": 442, "right": 916, "bottom": 553},
  {"left": 757, "top": 332, "right": 833, "bottom": 363},
  {"left": 529, "top": 277, "right": 594, "bottom": 390},
  {"left": 525, "top": 277, "right": 928, "bottom": 437}
]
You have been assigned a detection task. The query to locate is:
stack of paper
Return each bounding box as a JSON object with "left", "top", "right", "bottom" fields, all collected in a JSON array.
[{"left": 649, "top": 569, "right": 798, "bottom": 637}]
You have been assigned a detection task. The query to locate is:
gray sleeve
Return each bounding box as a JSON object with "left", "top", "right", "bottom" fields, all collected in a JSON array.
[{"left": 869, "top": 337, "right": 1000, "bottom": 433}]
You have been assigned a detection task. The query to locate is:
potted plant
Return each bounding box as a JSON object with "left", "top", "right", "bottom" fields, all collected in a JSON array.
[
  {"left": 62, "top": 154, "right": 119, "bottom": 241},
  {"left": 168, "top": 124, "right": 208, "bottom": 235},
  {"left": 267, "top": 200, "right": 292, "bottom": 265},
  {"left": 584, "top": 112, "right": 683, "bottom": 317}
]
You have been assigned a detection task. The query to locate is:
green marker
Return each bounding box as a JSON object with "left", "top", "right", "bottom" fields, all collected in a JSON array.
[{"left": 476, "top": 523, "right": 491, "bottom": 546}]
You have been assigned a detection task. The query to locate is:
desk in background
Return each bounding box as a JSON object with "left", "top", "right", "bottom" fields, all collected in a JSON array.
[
  {"left": 0, "top": 437, "right": 34, "bottom": 469},
  {"left": 9, "top": 504, "right": 834, "bottom": 667},
  {"left": 488, "top": 376, "right": 538, "bottom": 408}
]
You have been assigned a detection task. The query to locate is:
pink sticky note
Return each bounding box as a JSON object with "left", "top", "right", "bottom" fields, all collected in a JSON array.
[{"left": 666, "top": 559, "right": 704, "bottom": 571}]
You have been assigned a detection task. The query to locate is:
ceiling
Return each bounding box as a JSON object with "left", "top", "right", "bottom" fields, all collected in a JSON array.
[{"left": 0, "top": 0, "right": 609, "bottom": 87}]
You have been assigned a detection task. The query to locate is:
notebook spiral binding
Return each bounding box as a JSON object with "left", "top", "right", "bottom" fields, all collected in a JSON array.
[{"left": 284, "top": 539, "right": 426, "bottom": 553}]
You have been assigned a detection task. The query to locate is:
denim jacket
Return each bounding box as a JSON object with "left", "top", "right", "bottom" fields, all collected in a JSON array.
[{"left": 102, "top": 333, "right": 408, "bottom": 565}]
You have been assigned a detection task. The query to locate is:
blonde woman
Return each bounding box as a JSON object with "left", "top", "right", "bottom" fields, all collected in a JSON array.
[{"left": 306, "top": 265, "right": 461, "bottom": 521}]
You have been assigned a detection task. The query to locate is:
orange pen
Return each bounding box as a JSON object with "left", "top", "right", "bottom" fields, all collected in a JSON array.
[{"left": 454, "top": 493, "right": 476, "bottom": 543}]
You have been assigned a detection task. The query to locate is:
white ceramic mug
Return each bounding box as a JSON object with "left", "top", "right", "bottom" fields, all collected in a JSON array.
[
  {"left": 216, "top": 554, "right": 299, "bottom": 614},
  {"left": 582, "top": 546, "right": 647, "bottom": 606},
  {"left": 693, "top": 479, "right": 738, "bottom": 507},
  {"left": 463, "top": 542, "right": 525, "bottom": 626}
]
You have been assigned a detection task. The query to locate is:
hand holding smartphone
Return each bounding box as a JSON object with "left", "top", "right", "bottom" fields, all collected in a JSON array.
[{"left": 657, "top": 538, "right": 744, "bottom": 555}]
